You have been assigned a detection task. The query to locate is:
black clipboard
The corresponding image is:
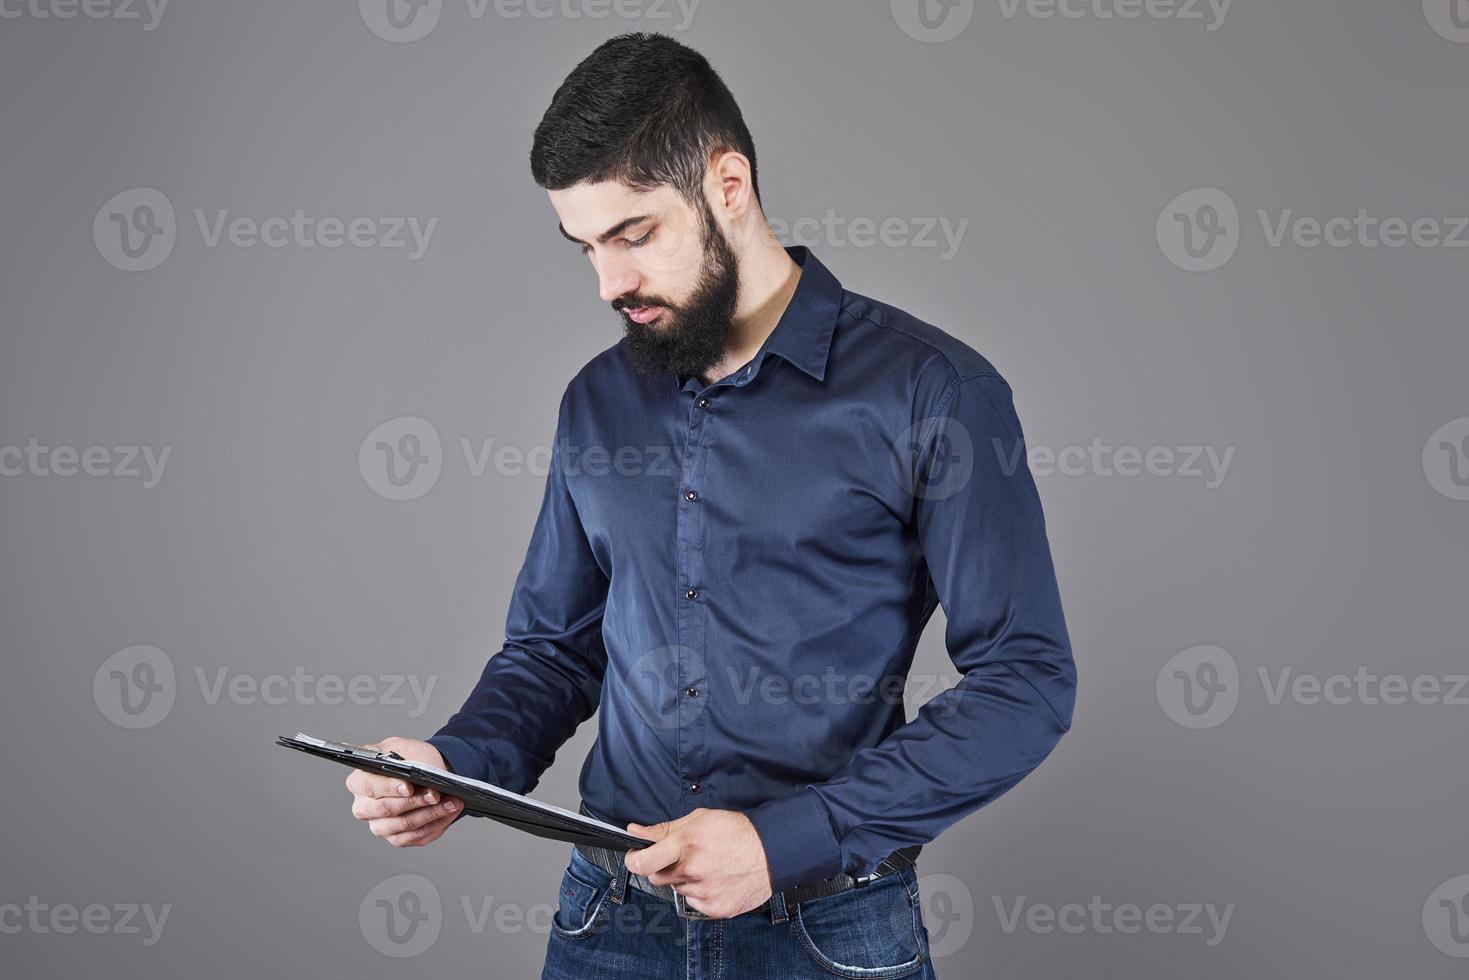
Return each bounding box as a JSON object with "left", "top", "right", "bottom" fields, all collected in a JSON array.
[{"left": 276, "top": 733, "right": 650, "bottom": 852}]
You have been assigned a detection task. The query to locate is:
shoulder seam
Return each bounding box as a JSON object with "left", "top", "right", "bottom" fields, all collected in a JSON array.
[{"left": 838, "top": 293, "right": 1003, "bottom": 381}]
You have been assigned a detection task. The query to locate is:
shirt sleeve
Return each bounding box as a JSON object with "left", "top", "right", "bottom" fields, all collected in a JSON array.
[
  {"left": 745, "top": 372, "right": 1077, "bottom": 892},
  {"left": 426, "top": 385, "right": 610, "bottom": 793}
]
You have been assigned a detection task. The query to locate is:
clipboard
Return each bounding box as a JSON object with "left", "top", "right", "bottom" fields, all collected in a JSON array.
[{"left": 276, "top": 733, "right": 651, "bottom": 852}]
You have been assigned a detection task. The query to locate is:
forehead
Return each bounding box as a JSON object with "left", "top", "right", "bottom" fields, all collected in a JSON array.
[{"left": 548, "top": 181, "right": 687, "bottom": 238}]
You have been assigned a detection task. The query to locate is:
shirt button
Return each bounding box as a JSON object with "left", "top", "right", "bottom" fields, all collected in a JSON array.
[
  {"left": 689, "top": 783, "right": 701, "bottom": 794},
  {"left": 685, "top": 588, "right": 699, "bottom": 600},
  {"left": 684, "top": 489, "right": 698, "bottom": 501},
  {"left": 685, "top": 687, "right": 698, "bottom": 698},
  {"left": 697, "top": 398, "right": 710, "bottom": 409}
]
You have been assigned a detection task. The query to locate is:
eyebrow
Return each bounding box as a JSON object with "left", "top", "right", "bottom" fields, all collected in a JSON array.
[{"left": 558, "top": 214, "right": 654, "bottom": 246}]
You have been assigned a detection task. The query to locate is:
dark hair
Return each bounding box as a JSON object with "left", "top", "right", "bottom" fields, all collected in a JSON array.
[{"left": 530, "top": 33, "right": 761, "bottom": 210}]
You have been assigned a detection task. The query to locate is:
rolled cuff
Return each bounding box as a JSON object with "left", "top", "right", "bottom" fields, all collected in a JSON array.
[
  {"left": 426, "top": 734, "right": 500, "bottom": 785},
  {"left": 744, "top": 786, "right": 845, "bottom": 893}
]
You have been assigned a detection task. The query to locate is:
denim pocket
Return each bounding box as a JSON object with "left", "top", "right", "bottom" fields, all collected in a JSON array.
[
  {"left": 550, "top": 851, "right": 611, "bottom": 940},
  {"left": 791, "top": 869, "right": 926, "bottom": 978}
]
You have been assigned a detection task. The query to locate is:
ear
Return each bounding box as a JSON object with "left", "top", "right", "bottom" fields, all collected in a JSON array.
[{"left": 709, "top": 149, "right": 756, "bottom": 222}]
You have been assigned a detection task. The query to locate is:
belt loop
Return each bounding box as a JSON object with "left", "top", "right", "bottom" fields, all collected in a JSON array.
[
  {"left": 609, "top": 852, "right": 630, "bottom": 905},
  {"left": 767, "top": 888, "right": 790, "bottom": 925}
]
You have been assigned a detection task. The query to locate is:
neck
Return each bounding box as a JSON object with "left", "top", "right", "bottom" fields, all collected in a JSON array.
[{"left": 699, "top": 237, "right": 801, "bottom": 387}]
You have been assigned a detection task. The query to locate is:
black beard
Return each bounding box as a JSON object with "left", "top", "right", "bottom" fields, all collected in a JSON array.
[{"left": 616, "top": 206, "right": 740, "bottom": 381}]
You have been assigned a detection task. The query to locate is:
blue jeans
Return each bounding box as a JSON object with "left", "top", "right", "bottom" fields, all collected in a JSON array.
[{"left": 541, "top": 843, "right": 939, "bottom": 979}]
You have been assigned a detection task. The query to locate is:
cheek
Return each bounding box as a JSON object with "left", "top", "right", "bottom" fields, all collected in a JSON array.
[{"left": 641, "top": 226, "right": 705, "bottom": 280}]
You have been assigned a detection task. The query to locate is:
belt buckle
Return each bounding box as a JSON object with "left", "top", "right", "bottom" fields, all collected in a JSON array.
[{"left": 671, "top": 888, "right": 714, "bottom": 920}]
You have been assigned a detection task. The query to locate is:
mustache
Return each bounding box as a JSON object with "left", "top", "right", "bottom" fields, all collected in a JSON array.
[{"left": 613, "top": 297, "right": 673, "bottom": 312}]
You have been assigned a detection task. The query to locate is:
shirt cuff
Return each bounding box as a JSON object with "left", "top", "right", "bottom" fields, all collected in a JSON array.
[
  {"left": 744, "top": 786, "right": 845, "bottom": 893},
  {"left": 426, "top": 734, "right": 499, "bottom": 785}
]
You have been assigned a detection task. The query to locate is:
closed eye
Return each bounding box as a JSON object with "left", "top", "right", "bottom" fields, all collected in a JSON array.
[{"left": 581, "top": 229, "right": 654, "bottom": 255}]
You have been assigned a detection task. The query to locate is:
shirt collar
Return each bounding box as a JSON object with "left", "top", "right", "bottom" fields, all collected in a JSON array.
[
  {"left": 759, "top": 244, "right": 841, "bottom": 383},
  {"left": 675, "top": 244, "right": 842, "bottom": 390}
]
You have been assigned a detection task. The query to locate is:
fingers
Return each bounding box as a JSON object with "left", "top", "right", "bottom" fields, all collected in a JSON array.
[
  {"left": 345, "top": 768, "right": 422, "bottom": 801},
  {"left": 351, "top": 787, "right": 442, "bottom": 820},
  {"left": 645, "top": 867, "right": 693, "bottom": 887},
  {"left": 367, "top": 798, "right": 463, "bottom": 840},
  {"left": 384, "top": 810, "right": 459, "bottom": 847}
]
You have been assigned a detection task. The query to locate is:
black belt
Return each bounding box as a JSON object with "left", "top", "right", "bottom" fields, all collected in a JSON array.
[{"left": 575, "top": 801, "right": 919, "bottom": 920}]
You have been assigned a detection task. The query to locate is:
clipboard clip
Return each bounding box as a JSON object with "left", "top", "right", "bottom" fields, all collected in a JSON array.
[{"left": 287, "top": 733, "right": 406, "bottom": 761}]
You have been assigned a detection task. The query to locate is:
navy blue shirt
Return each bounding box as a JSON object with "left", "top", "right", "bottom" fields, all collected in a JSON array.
[{"left": 429, "top": 245, "right": 1076, "bottom": 893}]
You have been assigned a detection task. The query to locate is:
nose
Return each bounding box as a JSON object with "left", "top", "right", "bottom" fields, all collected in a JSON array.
[{"left": 596, "top": 254, "right": 641, "bottom": 305}]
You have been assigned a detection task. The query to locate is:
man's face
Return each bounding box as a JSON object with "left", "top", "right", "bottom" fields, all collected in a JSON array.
[{"left": 549, "top": 180, "right": 740, "bottom": 380}]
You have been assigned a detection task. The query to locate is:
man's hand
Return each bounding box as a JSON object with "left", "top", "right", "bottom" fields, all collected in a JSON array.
[
  {"left": 623, "top": 808, "right": 773, "bottom": 919},
  {"left": 344, "top": 736, "right": 463, "bottom": 847}
]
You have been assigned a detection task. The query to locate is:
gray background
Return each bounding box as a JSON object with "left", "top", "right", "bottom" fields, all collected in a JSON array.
[{"left": 3, "top": 0, "right": 1467, "bottom": 976}]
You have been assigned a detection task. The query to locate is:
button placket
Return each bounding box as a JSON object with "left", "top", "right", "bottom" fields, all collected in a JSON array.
[{"left": 675, "top": 386, "right": 717, "bottom": 807}]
